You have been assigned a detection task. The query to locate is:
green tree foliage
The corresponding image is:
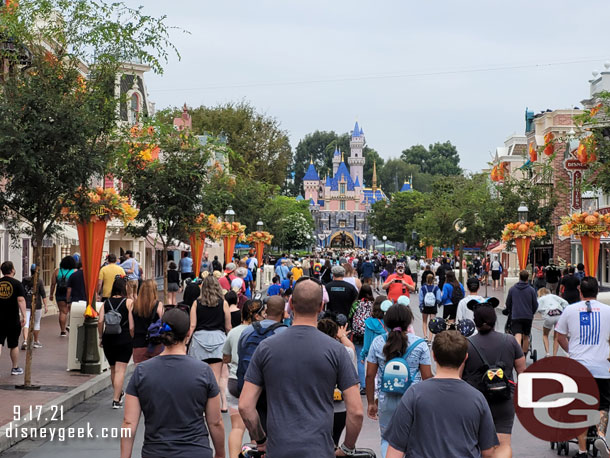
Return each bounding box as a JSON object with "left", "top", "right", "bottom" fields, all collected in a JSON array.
[
  {"left": 368, "top": 191, "right": 428, "bottom": 242},
  {"left": 261, "top": 196, "right": 314, "bottom": 248},
  {"left": 401, "top": 141, "right": 462, "bottom": 176},
  {"left": 114, "top": 118, "right": 212, "bottom": 297},
  {"left": 157, "top": 102, "right": 291, "bottom": 188}
]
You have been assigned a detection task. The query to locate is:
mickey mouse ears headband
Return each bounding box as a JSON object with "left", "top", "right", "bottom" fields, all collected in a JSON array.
[{"left": 466, "top": 297, "right": 500, "bottom": 311}]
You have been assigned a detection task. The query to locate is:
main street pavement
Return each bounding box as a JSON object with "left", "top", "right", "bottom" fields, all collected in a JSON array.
[{"left": 1, "top": 282, "right": 607, "bottom": 457}]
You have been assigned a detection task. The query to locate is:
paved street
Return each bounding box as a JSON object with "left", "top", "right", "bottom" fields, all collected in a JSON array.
[{"left": 1, "top": 282, "right": 605, "bottom": 457}]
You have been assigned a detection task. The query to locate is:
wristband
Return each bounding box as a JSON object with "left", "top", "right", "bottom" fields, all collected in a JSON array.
[
  {"left": 340, "top": 443, "right": 356, "bottom": 456},
  {"left": 255, "top": 436, "right": 267, "bottom": 445}
]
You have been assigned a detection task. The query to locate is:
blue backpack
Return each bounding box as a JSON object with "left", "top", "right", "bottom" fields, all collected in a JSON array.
[
  {"left": 237, "top": 321, "right": 286, "bottom": 394},
  {"left": 381, "top": 336, "right": 426, "bottom": 395}
]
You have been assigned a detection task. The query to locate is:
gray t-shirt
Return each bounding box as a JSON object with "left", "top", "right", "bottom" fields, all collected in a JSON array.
[
  {"left": 384, "top": 378, "right": 498, "bottom": 457},
  {"left": 126, "top": 355, "right": 219, "bottom": 458},
  {"left": 223, "top": 323, "right": 248, "bottom": 379},
  {"left": 245, "top": 325, "right": 359, "bottom": 458}
]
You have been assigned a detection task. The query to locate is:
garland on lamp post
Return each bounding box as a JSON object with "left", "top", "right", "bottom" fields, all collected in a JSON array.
[
  {"left": 189, "top": 213, "right": 218, "bottom": 278},
  {"left": 246, "top": 231, "right": 274, "bottom": 269},
  {"left": 501, "top": 222, "right": 546, "bottom": 271},
  {"left": 212, "top": 221, "right": 246, "bottom": 265},
  {"left": 559, "top": 212, "right": 610, "bottom": 277}
]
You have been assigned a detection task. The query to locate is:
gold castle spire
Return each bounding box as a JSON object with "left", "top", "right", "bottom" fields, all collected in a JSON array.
[{"left": 372, "top": 161, "right": 378, "bottom": 192}]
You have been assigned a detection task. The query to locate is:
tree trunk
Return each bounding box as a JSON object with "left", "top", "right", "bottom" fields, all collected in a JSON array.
[{"left": 23, "top": 234, "right": 42, "bottom": 387}]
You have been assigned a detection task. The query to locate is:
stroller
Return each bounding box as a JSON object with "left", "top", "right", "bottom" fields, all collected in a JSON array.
[{"left": 503, "top": 312, "right": 537, "bottom": 362}]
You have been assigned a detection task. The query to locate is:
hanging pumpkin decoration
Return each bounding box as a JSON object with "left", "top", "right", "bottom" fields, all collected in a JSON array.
[
  {"left": 528, "top": 143, "right": 537, "bottom": 162},
  {"left": 490, "top": 166, "right": 498, "bottom": 182},
  {"left": 543, "top": 132, "right": 554, "bottom": 156},
  {"left": 577, "top": 137, "right": 597, "bottom": 164}
]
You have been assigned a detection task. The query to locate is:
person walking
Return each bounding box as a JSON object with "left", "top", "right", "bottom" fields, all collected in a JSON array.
[
  {"left": 455, "top": 277, "right": 485, "bottom": 325},
  {"left": 440, "top": 270, "right": 465, "bottom": 325},
  {"left": 66, "top": 262, "right": 86, "bottom": 305},
  {"left": 166, "top": 261, "right": 180, "bottom": 306},
  {"left": 352, "top": 285, "right": 376, "bottom": 393},
  {"left": 121, "top": 308, "right": 225, "bottom": 458},
  {"left": 383, "top": 331, "right": 499, "bottom": 458},
  {"left": 188, "top": 276, "right": 232, "bottom": 410},
  {"left": 21, "top": 264, "right": 48, "bottom": 349},
  {"left": 51, "top": 255, "right": 77, "bottom": 337},
  {"left": 382, "top": 262, "right": 415, "bottom": 303},
  {"left": 462, "top": 306, "right": 526, "bottom": 458},
  {"left": 555, "top": 277, "right": 610, "bottom": 458},
  {"left": 325, "top": 265, "right": 359, "bottom": 318},
  {"left": 533, "top": 262, "right": 546, "bottom": 291},
  {"left": 179, "top": 252, "right": 194, "bottom": 285},
  {"left": 120, "top": 250, "right": 140, "bottom": 302},
  {"left": 131, "top": 279, "right": 164, "bottom": 364},
  {"left": 0, "top": 262, "right": 26, "bottom": 375},
  {"left": 504, "top": 270, "right": 538, "bottom": 354},
  {"left": 366, "top": 304, "right": 432, "bottom": 457},
  {"left": 320, "top": 259, "right": 333, "bottom": 285},
  {"left": 361, "top": 257, "right": 374, "bottom": 286},
  {"left": 343, "top": 263, "right": 362, "bottom": 292},
  {"left": 239, "top": 279, "right": 363, "bottom": 457},
  {"left": 98, "top": 276, "right": 134, "bottom": 408},
  {"left": 536, "top": 287, "right": 568, "bottom": 357},
  {"left": 490, "top": 256, "right": 502, "bottom": 291},
  {"left": 560, "top": 265, "right": 581, "bottom": 304},
  {"left": 408, "top": 256, "right": 419, "bottom": 291},
  {"left": 544, "top": 259, "right": 561, "bottom": 295},
  {"left": 419, "top": 274, "right": 441, "bottom": 341},
  {"left": 97, "top": 253, "right": 126, "bottom": 303}
]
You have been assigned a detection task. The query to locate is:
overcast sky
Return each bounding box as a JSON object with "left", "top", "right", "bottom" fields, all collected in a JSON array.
[{"left": 124, "top": 0, "right": 610, "bottom": 173}]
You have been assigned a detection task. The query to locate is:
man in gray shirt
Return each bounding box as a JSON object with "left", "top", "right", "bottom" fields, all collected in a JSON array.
[
  {"left": 385, "top": 330, "right": 498, "bottom": 458},
  {"left": 239, "top": 279, "right": 363, "bottom": 458}
]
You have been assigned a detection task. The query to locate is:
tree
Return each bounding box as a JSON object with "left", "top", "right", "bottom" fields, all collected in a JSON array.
[
  {"left": 291, "top": 130, "right": 338, "bottom": 195},
  {"left": 114, "top": 119, "right": 212, "bottom": 300},
  {"left": 368, "top": 190, "right": 428, "bottom": 242},
  {"left": 261, "top": 196, "right": 314, "bottom": 248},
  {"left": 363, "top": 148, "right": 384, "bottom": 188},
  {"left": 401, "top": 141, "right": 462, "bottom": 176},
  {"left": 157, "top": 102, "right": 292, "bottom": 188},
  {"left": 0, "top": 0, "right": 176, "bottom": 385},
  {"left": 276, "top": 213, "right": 314, "bottom": 250}
]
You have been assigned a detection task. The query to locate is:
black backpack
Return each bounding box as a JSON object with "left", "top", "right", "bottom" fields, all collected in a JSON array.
[
  {"left": 451, "top": 283, "right": 464, "bottom": 306},
  {"left": 56, "top": 270, "right": 70, "bottom": 295},
  {"left": 467, "top": 336, "right": 512, "bottom": 402}
]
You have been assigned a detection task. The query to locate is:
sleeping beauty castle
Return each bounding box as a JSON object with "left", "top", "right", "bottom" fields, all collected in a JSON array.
[{"left": 299, "top": 122, "right": 411, "bottom": 248}]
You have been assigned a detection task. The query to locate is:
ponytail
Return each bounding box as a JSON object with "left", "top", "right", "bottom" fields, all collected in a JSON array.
[{"left": 382, "top": 304, "right": 413, "bottom": 361}]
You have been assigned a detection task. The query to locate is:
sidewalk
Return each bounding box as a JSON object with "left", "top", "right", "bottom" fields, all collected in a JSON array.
[{"left": 0, "top": 315, "right": 97, "bottom": 426}]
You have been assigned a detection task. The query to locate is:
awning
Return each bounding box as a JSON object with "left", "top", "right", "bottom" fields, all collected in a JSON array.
[
  {"left": 54, "top": 224, "right": 79, "bottom": 246},
  {"left": 490, "top": 243, "right": 506, "bottom": 254}
]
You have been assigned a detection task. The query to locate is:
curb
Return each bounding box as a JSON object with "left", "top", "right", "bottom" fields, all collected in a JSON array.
[{"left": 0, "top": 365, "right": 132, "bottom": 453}]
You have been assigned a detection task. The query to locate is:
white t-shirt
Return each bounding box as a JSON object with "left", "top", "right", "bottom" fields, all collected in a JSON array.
[
  {"left": 555, "top": 299, "right": 610, "bottom": 378},
  {"left": 491, "top": 260, "right": 500, "bottom": 271},
  {"left": 537, "top": 294, "right": 568, "bottom": 318},
  {"left": 456, "top": 295, "right": 485, "bottom": 323}
]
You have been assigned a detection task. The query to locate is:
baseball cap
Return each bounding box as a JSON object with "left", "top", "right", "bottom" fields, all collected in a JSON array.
[
  {"left": 231, "top": 278, "right": 244, "bottom": 291},
  {"left": 161, "top": 308, "right": 190, "bottom": 340},
  {"left": 396, "top": 295, "right": 410, "bottom": 307},
  {"left": 30, "top": 264, "right": 36, "bottom": 273},
  {"left": 380, "top": 299, "right": 393, "bottom": 312},
  {"left": 224, "top": 262, "right": 236, "bottom": 274}
]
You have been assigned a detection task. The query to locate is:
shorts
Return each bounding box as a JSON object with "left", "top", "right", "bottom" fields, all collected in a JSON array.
[
  {"left": 55, "top": 295, "right": 67, "bottom": 303},
  {"left": 226, "top": 378, "right": 240, "bottom": 410},
  {"left": 203, "top": 357, "right": 222, "bottom": 365},
  {"left": 491, "top": 271, "right": 501, "bottom": 281},
  {"left": 126, "top": 280, "right": 138, "bottom": 297},
  {"left": 132, "top": 345, "right": 163, "bottom": 364},
  {"left": 489, "top": 399, "right": 515, "bottom": 434},
  {"left": 596, "top": 378, "right": 610, "bottom": 411},
  {"left": 0, "top": 323, "right": 21, "bottom": 349},
  {"left": 167, "top": 282, "right": 180, "bottom": 292},
  {"left": 511, "top": 318, "right": 533, "bottom": 336},
  {"left": 102, "top": 343, "right": 133, "bottom": 366},
  {"left": 542, "top": 315, "right": 560, "bottom": 330},
  {"left": 421, "top": 305, "right": 438, "bottom": 315},
  {"left": 443, "top": 304, "right": 457, "bottom": 320},
  {"left": 24, "top": 309, "right": 42, "bottom": 330}
]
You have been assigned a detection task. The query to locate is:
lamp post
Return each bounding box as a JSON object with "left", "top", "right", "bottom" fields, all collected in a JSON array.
[
  {"left": 411, "top": 230, "right": 418, "bottom": 254},
  {"left": 382, "top": 235, "right": 387, "bottom": 256},
  {"left": 225, "top": 205, "right": 236, "bottom": 223},
  {"left": 373, "top": 235, "right": 377, "bottom": 252},
  {"left": 518, "top": 202, "right": 529, "bottom": 224},
  {"left": 256, "top": 220, "right": 264, "bottom": 230}
]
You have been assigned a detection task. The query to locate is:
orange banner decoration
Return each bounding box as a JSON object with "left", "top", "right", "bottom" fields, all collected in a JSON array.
[
  {"left": 529, "top": 143, "right": 537, "bottom": 162},
  {"left": 454, "top": 248, "right": 460, "bottom": 258},
  {"left": 255, "top": 241, "right": 265, "bottom": 269},
  {"left": 426, "top": 246, "right": 433, "bottom": 259},
  {"left": 581, "top": 235, "right": 601, "bottom": 277},
  {"left": 76, "top": 219, "right": 108, "bottom": 314},
  {"left": 189, "top": 232, "right": 206, "bottom": 278},
  {"left": 514, "top": 237, "right": 531, "bottom": 271},
  {"left": 223, "top": 235, "right": 237, "bottom": 265},
  {"left": 543, "top": 132, "right": 555, "bottom": 156}
]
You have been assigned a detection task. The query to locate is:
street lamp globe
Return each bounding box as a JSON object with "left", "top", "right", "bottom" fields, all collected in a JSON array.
[
  {"left": 382, "top": 235, "right": 387, "bottom": 241},
  {"left": 517, "top": 202, "right": 529, "bottom": 223},
  {"left": 225, "top": 205, "right": 236, "bottom": 223},
  {"left": 412, "top": 230, "right": 418, "bottom": 241},
  {"left": 256, "top": 220, "right": 264, "bottom": 230}
]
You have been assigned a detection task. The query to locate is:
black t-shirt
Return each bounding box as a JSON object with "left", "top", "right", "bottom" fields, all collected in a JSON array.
[
  {"left": 22, "top": 276, "right": 46, "bottom": 310},
  {"left": 126, "top": 355, "right": 219, "bottom": 457},
  {"left": 437, "top": 263, "right": 450, "bottom": 278},
  {"left": 421, "top": 269, "right": 434, "bottom": 284},
  {"left": 325, "top": 280, "right": 358, "bottom": 316},
  {"left": 66, "top": 270, "right": 86, "bottom": 303},
  {"left": 545, "top": 265, "right": 561, "bottom": 283},
  {"left": 0, "top": 276, "right": 25, "bottom": 325},
  {"left": 167, "top": 270, "right": 180, "bottom": 284},
  {"left": 560, "top": 275, "right": 581, "bottom": 303}
]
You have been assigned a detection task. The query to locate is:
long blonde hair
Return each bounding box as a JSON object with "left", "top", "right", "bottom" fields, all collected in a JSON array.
[
  {"left": 133, "top": 279, "right": 158, "bottom": 317},
  {"left": 199, "top": 276, "right": 224, "bottom": 307}
]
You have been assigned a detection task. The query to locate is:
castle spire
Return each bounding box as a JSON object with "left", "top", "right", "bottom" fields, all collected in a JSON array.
[
  {"left": 372, "top": 161, "right": 378, "bottom": 192},
  {"left": 341, "top": 150, "right": 344, "bottom": 163}
]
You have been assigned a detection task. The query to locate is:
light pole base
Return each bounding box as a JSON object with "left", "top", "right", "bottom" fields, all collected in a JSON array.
[{"left": 80, "top": 316, "right": 102, "bottom": 375}]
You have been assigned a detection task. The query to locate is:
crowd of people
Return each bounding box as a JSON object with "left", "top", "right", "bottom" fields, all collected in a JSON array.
[{"left": 0, "top": 246, "right": 608, "bottom": 458}]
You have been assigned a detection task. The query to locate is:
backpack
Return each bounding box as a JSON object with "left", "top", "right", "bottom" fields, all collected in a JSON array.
[
  {"left": 467, "top": 336, "right": 512, "bottom": 402},
  {"left": 451, "top": 283, "right": 464, "bottom": 306},
  {"left": 56, "top": 270, "right": 70, "bottom": 294},
  {"left": 103, "top": 298, "right": 125, "bottom": 335},
  {"left": 381, "top": 336, "right": 426, "bottom": 395},
  {"left": 237, "top": 321, "right": 286, "bottom": 394},
  {"left": 145, "top": 301, "right": 163, "bottom": 348},
  {"left": 536, "top": 267, "right": 544, "bottom": 279},
  {"left": 422, "top": 284, "right": 439, "bottom": 308},
  {"left": 352, "top": 300, "right": 373, "bottom": 337}
]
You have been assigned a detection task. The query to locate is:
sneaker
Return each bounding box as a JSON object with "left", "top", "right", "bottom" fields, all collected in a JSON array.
[
  {"left": 119, "top": 390, "right": 125, "bottom": 403},
  {"left": 359, "top": 387, "right": 366, "bottom": 396},
  {"left": 595, "top": 436, "right": 610, "bottom": 458},
  {"left": 60, "top": 331, "right": 67, "bottom": 337},
  {"left": 11, "top": 367, "right": 24, "bottom": 375},
  {"left": 65, "top": 326, "right": 70, "bottom": 333},
  {"left": 20, "top": 342, "right": 27, "bottom": 350},
  {"left": 574, "top": 452, "right": 591, "bottom": 458},
  {"left": 112, "top": 400, "right": 122, "bottom": 409},
  {"left": 33, "top": 341, "right": 43, "bottom": 349}
]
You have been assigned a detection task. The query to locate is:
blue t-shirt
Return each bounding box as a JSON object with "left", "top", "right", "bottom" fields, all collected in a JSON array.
[
  {"left": 280, "top": 279, "right": 292, "bottom": 291},
  {"left": 361, "top": 261, "right": 374, "bottom": 278},
  {"left": 267, "top": 284, "right": 281, "bottom": 296},
  {"left": 245, "top": 269, "right": 253, "bottom": 298},
  {"left": 179, "top": 257, "right": 193, "bottom": 274},
  {"left": 120, "top": 258, "right": 140, "bottom": 281}
]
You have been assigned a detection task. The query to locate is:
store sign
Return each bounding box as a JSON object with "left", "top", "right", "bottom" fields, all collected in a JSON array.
[{"left": 563, "top": 158, "right": 589, "bottom": 211}]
